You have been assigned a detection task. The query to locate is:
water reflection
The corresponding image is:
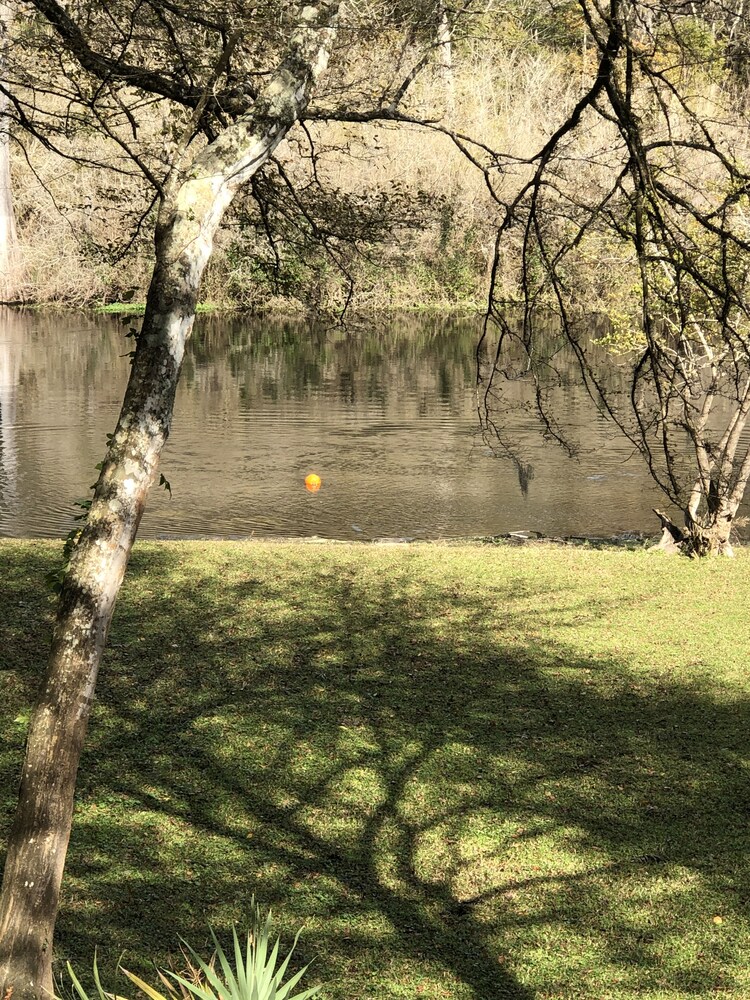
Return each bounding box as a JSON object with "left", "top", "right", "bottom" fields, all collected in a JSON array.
[
  {"left": 0, "top": 325, "right": 19, "bottom": 528},
  {"left": 0, "top": 309, "right": 667, "bottom": 540}
]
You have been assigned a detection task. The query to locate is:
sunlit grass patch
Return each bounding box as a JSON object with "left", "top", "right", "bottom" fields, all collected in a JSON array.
[{"left": 2, "top": 539, "right": 750, "bottom": 999}]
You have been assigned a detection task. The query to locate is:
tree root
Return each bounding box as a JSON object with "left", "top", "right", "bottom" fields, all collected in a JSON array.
[{"left": 651, "top": 509, "right": 685, "bottom": 554}]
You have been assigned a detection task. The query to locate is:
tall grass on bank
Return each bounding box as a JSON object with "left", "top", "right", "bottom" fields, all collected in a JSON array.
[{"left": 2, "top": 540, "right": 750, "bottom": 999}]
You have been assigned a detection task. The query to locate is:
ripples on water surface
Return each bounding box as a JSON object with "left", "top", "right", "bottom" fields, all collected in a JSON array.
[{"left": 0, "top": 309, "right": 668, "bottom": 540}]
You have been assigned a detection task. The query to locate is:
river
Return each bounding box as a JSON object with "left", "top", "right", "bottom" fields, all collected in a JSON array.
[{"left": 0, "top": 308, "right": 668, "bottom": 540}]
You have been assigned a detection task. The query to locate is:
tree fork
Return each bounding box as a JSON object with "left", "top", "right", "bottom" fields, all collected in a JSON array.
[
  {"left": 0, "top": 5, "right": 340, "bottom": 997},
  {"left": 652, "top": 506, "right": 736, "bottom": 557}
]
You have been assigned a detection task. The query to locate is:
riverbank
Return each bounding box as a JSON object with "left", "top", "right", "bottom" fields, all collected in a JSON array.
[
  {"left": 90, "top": 299, "right": 488, "bottom": 316},
  {"left": 2, "top": 539, "right": 750, "bottom": 999}
]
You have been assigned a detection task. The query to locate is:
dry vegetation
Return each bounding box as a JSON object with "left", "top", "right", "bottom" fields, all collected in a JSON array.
[
  {"left": 5, "top": 17, "right": 600, "bottom": 310},
  {"left": 9, "top": 8, "right": 750, "bottom": 313}
]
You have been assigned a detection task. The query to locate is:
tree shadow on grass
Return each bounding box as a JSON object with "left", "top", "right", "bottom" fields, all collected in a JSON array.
[
  {"left": 0, "top": 542, "right": 56, "bottom": 817},
  {"left": 3, "top": 543, "right": 750, "bottom": 998}
]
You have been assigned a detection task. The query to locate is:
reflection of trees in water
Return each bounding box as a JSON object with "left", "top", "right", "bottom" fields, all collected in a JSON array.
[
  {"left": 0, "top": 309, "right": 667, "bottom": 539},
  {"left": 0, "top": 310, "right": 21, "bottom": 522},
  {"left": 477, "top": 314, "right": 635, "bottom": 502},
  {"left": 480, "top": 310, "right": 750, "bottom": 546},
  {"left": 187, "top": 314, "right": 481, "bottom": 415},
  {"left": 0, "top": 309, "right": 130, "bottom": 536},
  {"left": 516, "top": 461, "right": 534, "bottom": 498}
]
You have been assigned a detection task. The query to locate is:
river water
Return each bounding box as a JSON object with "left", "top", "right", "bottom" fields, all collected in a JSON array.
[{"left": 0, "top": 308, "right": 669, "bottom": 541}]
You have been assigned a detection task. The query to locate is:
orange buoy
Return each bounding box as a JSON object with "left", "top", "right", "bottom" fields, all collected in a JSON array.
[{"left": 305, "top": 473, "right": 322, "bottom": 493}]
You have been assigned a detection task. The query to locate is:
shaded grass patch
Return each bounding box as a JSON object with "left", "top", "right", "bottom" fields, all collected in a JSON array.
[{"left": 2, "top": 540, "right": 750, "bottom": 999}]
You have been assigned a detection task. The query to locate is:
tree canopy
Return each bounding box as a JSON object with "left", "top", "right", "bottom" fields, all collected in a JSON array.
[{"left": 478, "top": 0, "right": 750, "bottom": 554}]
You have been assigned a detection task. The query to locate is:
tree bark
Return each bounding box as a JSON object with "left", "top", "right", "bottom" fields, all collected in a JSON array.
[
  {"left": 436, "top": 1, "right": 455, "bottom": 112},
  {"left": 652, "top": 504, "right": 737, "bottom": 557},
  {"left": 0, "top": 5, "right": 340, "bottom": 998},
  {"left": 0, "top": 129, "right": 18, "bottom": 302},
  {"left": 0, "top": 2, "right": 20, "bottom": 303},
  {"left": 685, "top": 507, "right": 736, "bottom": 557}
]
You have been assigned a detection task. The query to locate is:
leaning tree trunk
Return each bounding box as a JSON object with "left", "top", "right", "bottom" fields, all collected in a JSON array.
[{"left": 0, "top": 5, "right": 339, "bottom": 998}]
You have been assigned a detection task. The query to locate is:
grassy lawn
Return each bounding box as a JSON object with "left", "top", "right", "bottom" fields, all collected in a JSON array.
[{"left": 2, "top": 540, "right": 750, "bottom": 999}]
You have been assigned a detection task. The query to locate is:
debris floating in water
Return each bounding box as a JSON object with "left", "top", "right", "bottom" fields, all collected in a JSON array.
[{"left": 305, "top": 473, "right": 322, "bottom": 493}]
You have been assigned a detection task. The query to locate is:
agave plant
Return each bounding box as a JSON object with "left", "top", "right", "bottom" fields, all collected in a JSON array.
[{"left": 65, "top": 899, "right": 321, "bottom": 1000}]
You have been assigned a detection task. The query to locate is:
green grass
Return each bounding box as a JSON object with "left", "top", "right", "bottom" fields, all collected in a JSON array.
[
  {"left": 93, "top": 302, "right": 228, "bottom": 314},
  {"left": 89, "top": 300, "right": 484, "bottom": 318},
  {"left": 2, "top": 540, "right": 750, "bottom": 1000}
]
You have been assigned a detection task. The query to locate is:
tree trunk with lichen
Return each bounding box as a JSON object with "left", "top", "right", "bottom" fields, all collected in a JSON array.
[{"left": 0, "top": 5, "right": 339, "bottom": 998}]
